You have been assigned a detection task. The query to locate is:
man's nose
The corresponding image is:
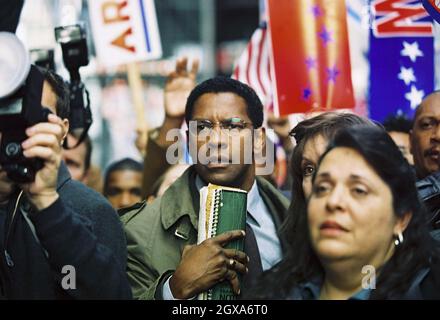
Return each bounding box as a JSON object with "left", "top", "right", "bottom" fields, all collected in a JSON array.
[
  {"left": 118, "top": 192, "right": 134, "bottom": 208},
  {"left": 207, "top": 126, "right": 228, "bottom": 147},
  {"left": 432, "top": 124, "right": 440, "bottom": 143}
]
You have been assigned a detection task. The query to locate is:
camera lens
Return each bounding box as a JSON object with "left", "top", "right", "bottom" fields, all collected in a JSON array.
[
  {"left": 5, "top": 142, "right": 21, "bottom": 158},
  {"left": 5, "top": 163, "right": 35, "bottom": 183}
]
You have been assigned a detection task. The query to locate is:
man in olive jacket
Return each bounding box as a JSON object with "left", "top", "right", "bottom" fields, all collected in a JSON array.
[{"left": 122, "top": 77, "right": 289, "bottom": 300}]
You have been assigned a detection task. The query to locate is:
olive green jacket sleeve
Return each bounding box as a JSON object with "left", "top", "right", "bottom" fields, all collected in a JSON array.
[
  {"left": 121, "top": 201, "right": 168, "bottom": 299},
  {"left": 121, "top": 194, "right": 197, "bottom": 300}
]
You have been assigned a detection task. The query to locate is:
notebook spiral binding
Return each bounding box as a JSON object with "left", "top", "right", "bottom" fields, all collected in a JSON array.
[
  {"left": 208, "top": 189, "right": 222, "bottom": 300},
  {"left": 210, "top": 189, "right": 221, "bottom": 238}
]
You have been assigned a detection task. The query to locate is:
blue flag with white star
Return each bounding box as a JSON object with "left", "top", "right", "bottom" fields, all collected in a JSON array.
[{"left": 369, "top": 0, "right": 434, "bottom": 122}]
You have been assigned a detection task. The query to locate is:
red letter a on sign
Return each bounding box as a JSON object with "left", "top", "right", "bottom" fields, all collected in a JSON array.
[{"left": 111, "top": 27, "right": 136, "bottom": 53}]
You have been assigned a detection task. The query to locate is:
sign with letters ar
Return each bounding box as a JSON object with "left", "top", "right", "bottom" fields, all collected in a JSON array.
[{"left": 88, "top": 0, "right": 162, "bottom": 67}]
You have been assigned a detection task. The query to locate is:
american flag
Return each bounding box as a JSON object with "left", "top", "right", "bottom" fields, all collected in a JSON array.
[
  {"left": 232, "top": 24, "right": 273, "bottom": 112},
  {"left": 231, "top": 8, "right": 285, "bottom": 186},
  {"left": 369, "top": 0, "right": 434, "bottom": 122}
]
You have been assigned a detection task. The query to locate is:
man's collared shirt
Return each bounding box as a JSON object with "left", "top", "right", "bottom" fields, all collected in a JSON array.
[{"left": 245, "top": 179, "right": 282, "bottom": 271}]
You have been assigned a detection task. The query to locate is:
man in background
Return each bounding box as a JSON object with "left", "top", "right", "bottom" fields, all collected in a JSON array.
[
  {"left": 411, "top": 91, "right": 440, "bottom": 230},
  {"left": 383, "top": 114, "right": 414, "bottom": 165},
  {"left": 62, "top": 134, "right": 92, "bottom": 183},
  {"left": 104, "top": 158, "right": 143, "bottom": 210},
  {"left": 62, "top": 134, "right": 103, "bottom": 193}
]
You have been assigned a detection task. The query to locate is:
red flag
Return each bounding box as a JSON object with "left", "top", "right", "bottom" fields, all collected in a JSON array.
[{"left": 267, "top": 0, "right": 355, "bottom": 116}]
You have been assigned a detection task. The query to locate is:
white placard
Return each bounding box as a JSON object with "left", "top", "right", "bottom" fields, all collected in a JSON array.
[{"left": 88, "top": 0, "right": 162, "bottom": 67}]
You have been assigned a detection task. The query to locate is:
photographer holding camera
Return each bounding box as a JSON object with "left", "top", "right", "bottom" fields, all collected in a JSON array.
[{"left": 0, "top": 32, "right": 131, "bottom": 299}]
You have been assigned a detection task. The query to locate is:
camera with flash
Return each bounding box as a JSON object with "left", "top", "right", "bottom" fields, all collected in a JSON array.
[
  {"left": 55, "top": 24, "right": 92, "bottom": 143},
  {"left": 0, "top": 32, "right": 50, "bottom": 183}
]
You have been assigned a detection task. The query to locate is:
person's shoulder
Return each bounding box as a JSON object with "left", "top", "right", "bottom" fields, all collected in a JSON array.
[
  {"left": 121, "top": 197, "right": 162, "bottom": 232},
  {"left": 118, "top": 201, "right": 146, "bottom": 220},
  {"left": 56, "top": 178, "right": 127, "bottom": 256},
  {"left": 58, "top": 178, "right": 119, "bottom": 221},
  {"left": 121, "top": 198, "right": 166, "bottom": 258},
  {"left": 120, "top": 200, "right": 149, "bottom": 224},
  {"left": 59, "top": 178, "right": 110, "bottom": 205}
]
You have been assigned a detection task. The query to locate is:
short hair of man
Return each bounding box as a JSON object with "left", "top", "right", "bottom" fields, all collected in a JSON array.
[
  {"left": 382, "top": 114, "right": 413, "bottom": 134},
  {"left": 104, "top": 158, "right": 143, "bottom": 194},
  {"left": 185, "top": 76, "right": 264, "bottom": 128},
  {"left": 39, "top": 67, "right": 70, "bottom": 120}
]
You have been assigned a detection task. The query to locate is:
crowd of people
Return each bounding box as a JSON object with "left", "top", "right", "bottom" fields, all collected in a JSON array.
[{"left": 1, "top": 56, "right": 440, "bottom": 300}]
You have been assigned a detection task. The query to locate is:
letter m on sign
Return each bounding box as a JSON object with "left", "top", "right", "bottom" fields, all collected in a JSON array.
[{"left": 373, "top": 0, "right": 433, "bottom": 37}]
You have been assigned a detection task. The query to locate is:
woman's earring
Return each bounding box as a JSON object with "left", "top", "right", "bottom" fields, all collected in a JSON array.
[{"left": 394, "top": 232, "right": 404, "bottom": 246}]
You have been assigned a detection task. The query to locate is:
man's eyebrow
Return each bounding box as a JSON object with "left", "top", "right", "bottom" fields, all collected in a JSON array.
[
  {"left": 416, "top": 117, "right": 440, "bottom": 126},
  {"left": 418, "top": 116, "right": 435, "bottom": 119},
  {"left": 107, "top": 186, "right": 122, "bottom": 191},
  {"left": 191, "top": 116, "right": 244, "bottom": 119},
  {"left": 65, "top": 159, "right": 81, "bottom": 166},
  {"left": 224, "top": 117, "right": 245, "bottom": 121}
]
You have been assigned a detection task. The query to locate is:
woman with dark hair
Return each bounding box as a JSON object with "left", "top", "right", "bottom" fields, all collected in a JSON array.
[
  {"left": 281, "top": 112, "right": 376, "bottom": 246},
  {"left": 251, "top": 126, "right": 440, "bottom": 299}
]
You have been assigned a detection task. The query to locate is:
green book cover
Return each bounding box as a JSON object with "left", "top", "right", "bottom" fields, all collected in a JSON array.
[{"left": 197, "top": 184, "right": 247, "bottom": 300}]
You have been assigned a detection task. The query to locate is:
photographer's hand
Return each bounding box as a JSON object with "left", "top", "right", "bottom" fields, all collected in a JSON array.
[{"left": 20, "top": 114, "right": 67, "bottom": 211}]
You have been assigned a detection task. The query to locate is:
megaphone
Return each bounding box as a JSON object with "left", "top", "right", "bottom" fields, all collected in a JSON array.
[{"left": 0, "top": 32, "right": 51, "bottom": 183}]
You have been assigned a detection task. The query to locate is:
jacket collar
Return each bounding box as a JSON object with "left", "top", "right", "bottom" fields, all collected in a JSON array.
[
  {"left": 160, "top": 166, "right": 200, "bottom": 231},
  {"left": 159, "top": 166, "right": 289, "bottom": 235}
]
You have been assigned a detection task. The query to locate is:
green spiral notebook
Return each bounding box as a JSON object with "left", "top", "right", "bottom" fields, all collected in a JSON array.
[{"left": 197, "top": 183, "right": 247, "bottom": 300}]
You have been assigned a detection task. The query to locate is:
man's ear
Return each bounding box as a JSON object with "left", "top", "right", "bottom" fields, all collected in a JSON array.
[
  {"left": 61, "top": 119, "right": 70, "bottom": 143},
  {"left": 253, "top": 127, "right": 266, "bottom": 154}
]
